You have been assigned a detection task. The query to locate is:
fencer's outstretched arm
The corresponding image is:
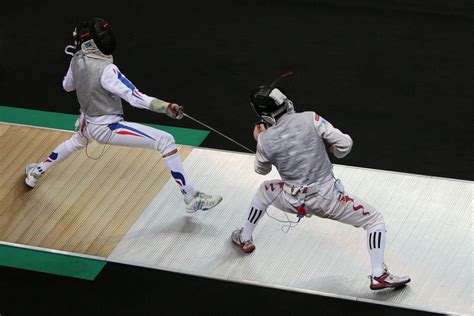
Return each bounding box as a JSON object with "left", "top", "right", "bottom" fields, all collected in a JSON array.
[
  {"left": 313, "top": 113, "right": 353, "bottom": 158},
  {"left": 100, "top": 64, "right": 182, "bottom": 119},
  {"left": 62, "top": 62, "right": 75, "bottom": 92},
  {"left": 100, "top": 64, "right": 154, "bottom": 109}
]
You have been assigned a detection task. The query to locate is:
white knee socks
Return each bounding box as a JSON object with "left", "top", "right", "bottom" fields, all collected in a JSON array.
[
  {"left": 367, "top": 224, "right": 387, "bottom": 277},
  {"left": 241, "top": 203, "right": 265, "bottom": 241}
]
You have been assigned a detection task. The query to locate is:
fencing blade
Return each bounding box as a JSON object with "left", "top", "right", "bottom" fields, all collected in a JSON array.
[{"left": 183, "top": 113, "right": 255, "bottom": 154}]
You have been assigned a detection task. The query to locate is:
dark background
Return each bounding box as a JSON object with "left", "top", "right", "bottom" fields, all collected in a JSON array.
[
  {"left": 1, "top": 0, "right": 473, "bottom": 180},
  {"left": 0, "top": 0, "right": 472, "bottom": 314}
]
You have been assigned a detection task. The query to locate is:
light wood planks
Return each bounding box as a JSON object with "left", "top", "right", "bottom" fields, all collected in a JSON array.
[
  {"left": 0, "top": 124, "right": 10, "bottom": 137},
  {"left": 0, "top": 124, "right": 192, "bottom": 257}
]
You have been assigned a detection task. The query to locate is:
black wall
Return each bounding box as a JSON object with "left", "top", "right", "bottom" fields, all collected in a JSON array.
[
  {"left": 1, "top": 0, "right": 472, "bottom": 180},
  {"left": 256, "top": 0, "right": 474, "bottom": 16}
]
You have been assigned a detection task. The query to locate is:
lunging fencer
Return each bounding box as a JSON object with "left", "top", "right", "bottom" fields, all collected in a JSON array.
[
  {"left": 231, "top": 81, "right": 410, "bottom": 290},
  {"left": 25, "top": 17, "right": 222, "bottom": 212}
]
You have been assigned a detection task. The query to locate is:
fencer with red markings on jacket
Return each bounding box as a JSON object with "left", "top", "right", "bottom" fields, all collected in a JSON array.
[{"left": 231, "top": 84, "right": 410, "bottom": 290}]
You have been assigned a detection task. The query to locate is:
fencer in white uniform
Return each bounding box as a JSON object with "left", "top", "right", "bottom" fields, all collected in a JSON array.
[
  {"left": 231, "top": 84, "right": 410, "bottom": 290},
  {"left": 25, "top": 17, "right": 222, "bottom": 212}
]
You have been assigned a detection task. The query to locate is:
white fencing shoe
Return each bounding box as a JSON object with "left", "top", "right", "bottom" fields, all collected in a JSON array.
[
  {"left": 231, "top": 228, "right": 256, "bottom": 253},
  {"left": 185, "top": 192, "right": 223, "bottom": 213},
  {"left": 25, "top": 163, "right": 41, "bottom": 188}
]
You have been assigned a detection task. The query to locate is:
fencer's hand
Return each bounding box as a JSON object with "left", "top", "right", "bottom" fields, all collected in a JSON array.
[
  {"left": 166, "top": 103, "right": 184, "bottom": 120},
  {"left": 253, "top": 121, "right": 266, "bottom": 141}
]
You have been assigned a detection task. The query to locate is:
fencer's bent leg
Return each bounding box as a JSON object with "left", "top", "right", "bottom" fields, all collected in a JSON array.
[
  {"left": 87, "top": 121, "right": 194, "bottom": 195},
  {"left": 241, "top": 198, "right": 266, "bottom": 242},
  {"left": 87, "top": 121, "right": 177, "bottom": 153},
  {"left": 367, "top": 223, "right": 386, "bottom": 277},
  {"left": 334, "top": 193, "right": 387, "bottom": 277},
  {"left": 232, "top": 182, "right": 273, "bottom": 253},
  {"left": 315, "top": 182, "right": 387, "bottom": 277},
  {"left": 36, "top": 132, "right": 87, "bottom": 174},
  {"left": 25, "top": 132, "right": 87, "bottom": 188},
  {"left": 241, "top": 180, "right": 285, "bottom": 241}
]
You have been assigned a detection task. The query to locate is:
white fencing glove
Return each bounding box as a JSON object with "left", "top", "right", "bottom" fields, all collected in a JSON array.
[{"left": 150, "top": 98, "right": 184, "bottom": 120}]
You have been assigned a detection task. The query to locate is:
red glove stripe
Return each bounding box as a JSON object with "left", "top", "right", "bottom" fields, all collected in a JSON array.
[{"left": 167, "top": 103, "right": 176, "bottom": 114}]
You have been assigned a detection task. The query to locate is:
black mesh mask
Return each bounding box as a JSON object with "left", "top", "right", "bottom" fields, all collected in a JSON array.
[{"left": 74, "top": 17, "right": 116, "bottom": 55}]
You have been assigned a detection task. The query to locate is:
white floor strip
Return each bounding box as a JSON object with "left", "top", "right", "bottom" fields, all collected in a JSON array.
[{"left": 109, "top": 147, "right": 472, "bottom": 315}]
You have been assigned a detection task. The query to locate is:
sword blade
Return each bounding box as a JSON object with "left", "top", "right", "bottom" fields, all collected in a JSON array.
[{"left": 183, "top": 113, "right": 255, "bottom": 154}]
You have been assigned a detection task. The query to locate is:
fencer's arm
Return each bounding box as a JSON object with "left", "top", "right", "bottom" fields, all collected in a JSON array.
[
  {"left": 62, "top": 63, "right": 75, "bottom": 92},
  {"left": 101, "top": 64, "right": 182, "bottom": 119},
  {"left": 100, "top": 64, "right": 154, "bottom": 109},
  {"left": 254, "top": 141, "right": 272, "bottom": 175},
  {"left": 313, "top": 113, "right": 353, "bottom": 158}
]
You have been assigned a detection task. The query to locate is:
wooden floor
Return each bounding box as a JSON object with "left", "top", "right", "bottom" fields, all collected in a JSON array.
[{"left": 0, "top": 123, "right": 192, "bottom": 257}]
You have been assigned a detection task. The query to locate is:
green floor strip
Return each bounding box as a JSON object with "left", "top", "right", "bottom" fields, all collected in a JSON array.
[
  {"left": 0, "top": 245, "right": 106, "bottom": 280},
  {"left": 0, "top": 105, "right": 209, "bottom": 146}
]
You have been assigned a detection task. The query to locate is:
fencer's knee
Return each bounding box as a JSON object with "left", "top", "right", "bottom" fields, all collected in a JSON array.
[
  {"left": 252, "top": 180, "right": 281, "bottom": 209},
  {"left": 256, "top": 181, "right": 273, "bottom": 194},
  {"left": 158, "top": 132, "right": 177, "bottom": 153},
  {"left": 366, "top": 213, "right": 385, "bottom": 232},
  {"left": 258, "top": 181, "right": 267, "bottom": 192}
]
